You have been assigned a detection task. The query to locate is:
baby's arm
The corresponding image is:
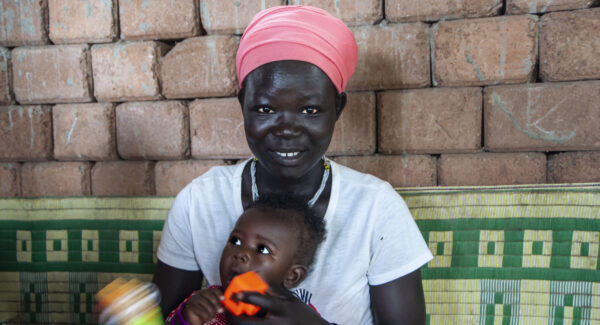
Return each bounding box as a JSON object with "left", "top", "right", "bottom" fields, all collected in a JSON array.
[{"left": 183, "top": 287, "right": 225, "bottom": 325}]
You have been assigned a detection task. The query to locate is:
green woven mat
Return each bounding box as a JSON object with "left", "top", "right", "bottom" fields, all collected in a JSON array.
[{"left": 0, "top": 184, "right": 599, "bottom": 324}]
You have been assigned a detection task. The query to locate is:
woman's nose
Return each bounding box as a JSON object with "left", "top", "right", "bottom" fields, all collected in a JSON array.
[{"left": 273, "top": 112, "right": 301, "bottom": 138}]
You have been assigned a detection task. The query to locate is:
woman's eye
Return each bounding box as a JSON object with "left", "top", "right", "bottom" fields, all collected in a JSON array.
[
  {"left": 257, "top": 245, "right": 271, "bottom": 255},
  {"left": 230, "top": 237, "right": 242, "bottom": 246},
  {"left": 257, "top": 107, "right": 274, "bottom": 114},
  {"left": 301, "top": 107, "right": 319, "bottom": 114}
]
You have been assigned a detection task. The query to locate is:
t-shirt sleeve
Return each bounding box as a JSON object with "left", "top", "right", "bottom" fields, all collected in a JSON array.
[
  {"left": 367, "top": 183, "right": 433, "bottom": 286},
  {"left": 157, "top": 184, "right": 200, "bottom": 271}
]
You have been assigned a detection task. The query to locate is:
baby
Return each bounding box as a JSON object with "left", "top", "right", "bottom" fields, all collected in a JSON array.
[{"left": 173, "top": 195, "right": 326, "bottom": 325}]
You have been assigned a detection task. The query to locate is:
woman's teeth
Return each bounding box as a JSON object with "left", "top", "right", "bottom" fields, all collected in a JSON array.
[{"left": 276, "top": 152, "right": 299, "bottom": 158}]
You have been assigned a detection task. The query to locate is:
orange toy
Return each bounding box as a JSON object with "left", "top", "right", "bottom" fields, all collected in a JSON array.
[{"left": 222, "top": 271, "right": 269, "bottom": 316}]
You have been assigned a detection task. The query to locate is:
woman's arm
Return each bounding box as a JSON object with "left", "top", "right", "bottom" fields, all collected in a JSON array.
[
  {"left": 152, "top": 259, "right": 205, "bottom": 318},
  {"left": 369, "top": 268, "right": 426, "bottom": 325}
]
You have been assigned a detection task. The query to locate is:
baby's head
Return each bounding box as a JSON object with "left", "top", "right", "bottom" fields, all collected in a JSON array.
[{"left": 219, "top": 195, "right": 326, "bottom": 290}]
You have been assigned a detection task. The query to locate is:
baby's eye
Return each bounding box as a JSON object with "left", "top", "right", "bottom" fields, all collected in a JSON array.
[
  {"left": 301, "top": 107, "right": 319, "bottom": 114},
  {"left": 257, "top": 107, "right": 274, "bottom": 114},
  {"left": 257, "top": 245, "right": 271, "bottom": 255},
  {"left": 229, "top": 237, "right": 242, "bottom": 246}
]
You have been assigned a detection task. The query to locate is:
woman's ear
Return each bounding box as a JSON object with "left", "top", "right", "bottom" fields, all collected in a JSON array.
[
  {"left": 335, "top": 92, "right": 347, "bottom": 120},
  {"left": 283, "top": 265, "right": 308, "bottom": 289},
  {"left": 237, "top": 87, "right": 245, "bottom": 108}
]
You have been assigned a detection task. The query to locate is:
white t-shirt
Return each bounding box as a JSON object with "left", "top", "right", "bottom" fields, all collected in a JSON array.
[{"left": 157, "top": 159, "right": 433, "bottom": 325}]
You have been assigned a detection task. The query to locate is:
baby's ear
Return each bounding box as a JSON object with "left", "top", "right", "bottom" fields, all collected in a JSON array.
[{"left": 283, "top": 264, "right": 307, "bottom": 289}]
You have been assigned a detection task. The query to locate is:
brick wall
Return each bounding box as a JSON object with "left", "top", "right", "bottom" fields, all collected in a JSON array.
[{"left": 1, "top": 0, "right": 599, "bottom": 197}]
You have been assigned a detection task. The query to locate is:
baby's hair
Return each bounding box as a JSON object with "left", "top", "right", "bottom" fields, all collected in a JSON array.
[{"left": 248, "top": 194, "right": 326, "bottom": 268}]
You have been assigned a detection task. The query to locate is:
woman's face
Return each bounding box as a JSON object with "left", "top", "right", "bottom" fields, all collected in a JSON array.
[{"left": 240, "top": 61, "right": 340, "bottom": 180}]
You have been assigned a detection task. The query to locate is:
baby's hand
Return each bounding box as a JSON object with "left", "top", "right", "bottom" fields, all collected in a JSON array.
[{"left": 183, "top": 287, "right": 225, "bottom": 325}]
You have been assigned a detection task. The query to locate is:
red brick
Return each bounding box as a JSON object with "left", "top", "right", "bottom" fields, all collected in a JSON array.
[
  {"left": 160, "top": 36, "right": 238, "bottom": 99},
  {"left": 378, "top": 87, "right": 482, "bottom": 154},
  {"left": 21, "top": 161, "right": 91, "bottom": 196},
  {"left": 12, "top": 44, "right": 93, "bottom": 104},
  {"left": 199, "top": 0, "right": 284, "bottom": 35},
  {"left": 439, "top": 153, "right": 546, "bottom": 186},
  {"left": 334, "top": 155, "right": 437, "bottom": 187},
  {"left": 120, "top": 0, "right": 201, "bottom": 40},
  {"left": 433, "top": 15, "right": 538, "bottom": 87},
  {"left": 49, "top": 0, "right": 117, "bottom": 44},
  {"left": 386, "top": 0, "right": 502, "bottom": 23},
  {"left": 290, "top": 0, "right": 382, "bottom": 26},
  {"left": 92, "top": 41, "right": 170, "bottom": 102},
  {"left": 190, "top": 97, "right": 251, "bottom": 159},
  {"left": 507, "top": 0, "right": 596, "bottom": 14},
  {"left": 0, "top": 47, "right": 13, "bottom": 104},
  {"left": 484, "top": 81, "right": 600, "bottom": 152},
  {"left": 0, "top": 105, "right": 52, "bottom": 161},
  {"left": 0, "top": 0, "right": 49, "bottom": 46},
  {"left": 0, "top": 162, "right": 19, "bottom": 196},
  {"left": 116, "top": 101, "right": 189, "bottom": 160},
  {"left": 349, "top": 23, "right": 430, "bottom": 91},
  {"left": 91, "top": 161, "right": 155, "bottom": 196},
  {"left": 548, "top": 151, "right": 600, "bottom": 183},
  {"left": 53, "top": 103, "right": 117, "bottom": 161},
  {"left": 155, "top": 159, "right": 227, "bottom": 196},
  {"left": 327, "top": 92, "right": 376, "bottom": 156},
  {"left": 540, "top": 8, "right": 600, "bottom": 82}
]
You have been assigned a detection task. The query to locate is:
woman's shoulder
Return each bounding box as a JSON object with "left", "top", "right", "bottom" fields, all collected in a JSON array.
[
  {"left": 331, "top": 159, "right": 393, "bottom": 190},
  {"left": 188, "top": 160, "right": 246, "bottom": 185},
  {"left": 176, "top": 160, "right": 247, "bottom": 198}
]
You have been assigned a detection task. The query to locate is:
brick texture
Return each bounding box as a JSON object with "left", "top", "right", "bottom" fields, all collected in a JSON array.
[
  {"left": 484, "top": 81, "right": 600, "bottom": 152},
  {"left": 433, "top": 15, "right": 538, "bottom": 86},
  {"left": 116, "top": 101, "right": 189, "bottom": 160},
  {"left": 540, "top": 8, "right": 600, "bottom": 82},
  {"left": 290, "top": 0, "right": 382, "bottom": 25},
  {"left": 378, "top": 87, "right": 482, "bottom": 154},
  {"left": 327, "top": 92, "right": 376, "bottom": 156},
  {"left": 21, "top": 161, "right": 91, "bottom": 196},
  {"left": 507, "top": 0, "right": 597, "bottom": 14},
  {"left": 160, "top": 36, "right": 239, "bottom": 99},
  {"left": 439, "top": 153, "right": 546, "bottom": 186},
  {"left": 91, "top": 161, "right": 155, "bottom": 196},
  {"left": 49, "top": 0, "right": 117, "bottom": 44},
  {"left": 0, "top": 47, "right": 13, "bottom": 104},
  {"left": 548, "top": 151, "right": 600, "bottom": 183},
  {"left": 0, "top": 162, "right": 20, "bottom": 196},
  {"left": 155, "top": 159, "right": 227, "bottom": 195},
  {"left": 12, "top": 44, "right": 93, "bottom": 104},
  {"left": 199, "top": 0, "right": 285, "bottom": 35},
  {"left": 53, "top": 103, "right": 117, "bottom": 161},
  {"left": 334, "top": 155, "right": 437, "bottom": 187},
  {"left": 349, "top": 23, "right": 430, "bottom": 91},
  {"left": 0, "top": 105, "right": 52, "bottom": 161},
  {"left": 92, "top": 41, "right": 170, "bottom": 102},
  {"left": 0, "top": 0, "right": 49, "bottom": 46},
  {"left": 190, "top": 97, "right": 250, "bottom": 159},
  {"left": 120, "top": 0, "right": 201, "bottom": 40},
  {"left": 386, "top": 0, "right": 502, "bottom": 23}
]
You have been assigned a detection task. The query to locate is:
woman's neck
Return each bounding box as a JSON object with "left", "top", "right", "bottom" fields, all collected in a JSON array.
[{"left": 255, "top": 159, "right": 325, "bottom": 200}]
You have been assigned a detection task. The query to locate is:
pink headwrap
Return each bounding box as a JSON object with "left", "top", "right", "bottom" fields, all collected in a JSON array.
[{"left": 236, "top": 5, "right": 358, "bottom": 94}]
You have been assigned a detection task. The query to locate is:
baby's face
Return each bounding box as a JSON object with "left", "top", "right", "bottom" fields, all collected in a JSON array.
[{"left": 219, "top": 207, "right": 302, "bottom": 289}]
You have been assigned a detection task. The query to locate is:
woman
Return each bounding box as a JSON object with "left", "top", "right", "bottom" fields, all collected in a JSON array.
[{"left": 153, "top": 6, "right": 433, "bottom": 324}]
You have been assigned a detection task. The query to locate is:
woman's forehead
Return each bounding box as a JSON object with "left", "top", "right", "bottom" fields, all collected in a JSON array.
[{"left": 243, "top": 61, "right": 337, "bottom": 97}]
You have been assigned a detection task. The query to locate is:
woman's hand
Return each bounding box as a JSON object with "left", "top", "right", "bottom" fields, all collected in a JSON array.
[
  {"left": 232, "top": 287, "right": 330, "bottom": 325},
  {"left": 183, "top": 287, "right": 225, "bottom": 325}
]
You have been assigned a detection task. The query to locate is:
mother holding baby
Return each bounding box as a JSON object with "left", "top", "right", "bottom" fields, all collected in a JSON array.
[{"left": 153, "top": 5, "right": 432, "bottom": 325}]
